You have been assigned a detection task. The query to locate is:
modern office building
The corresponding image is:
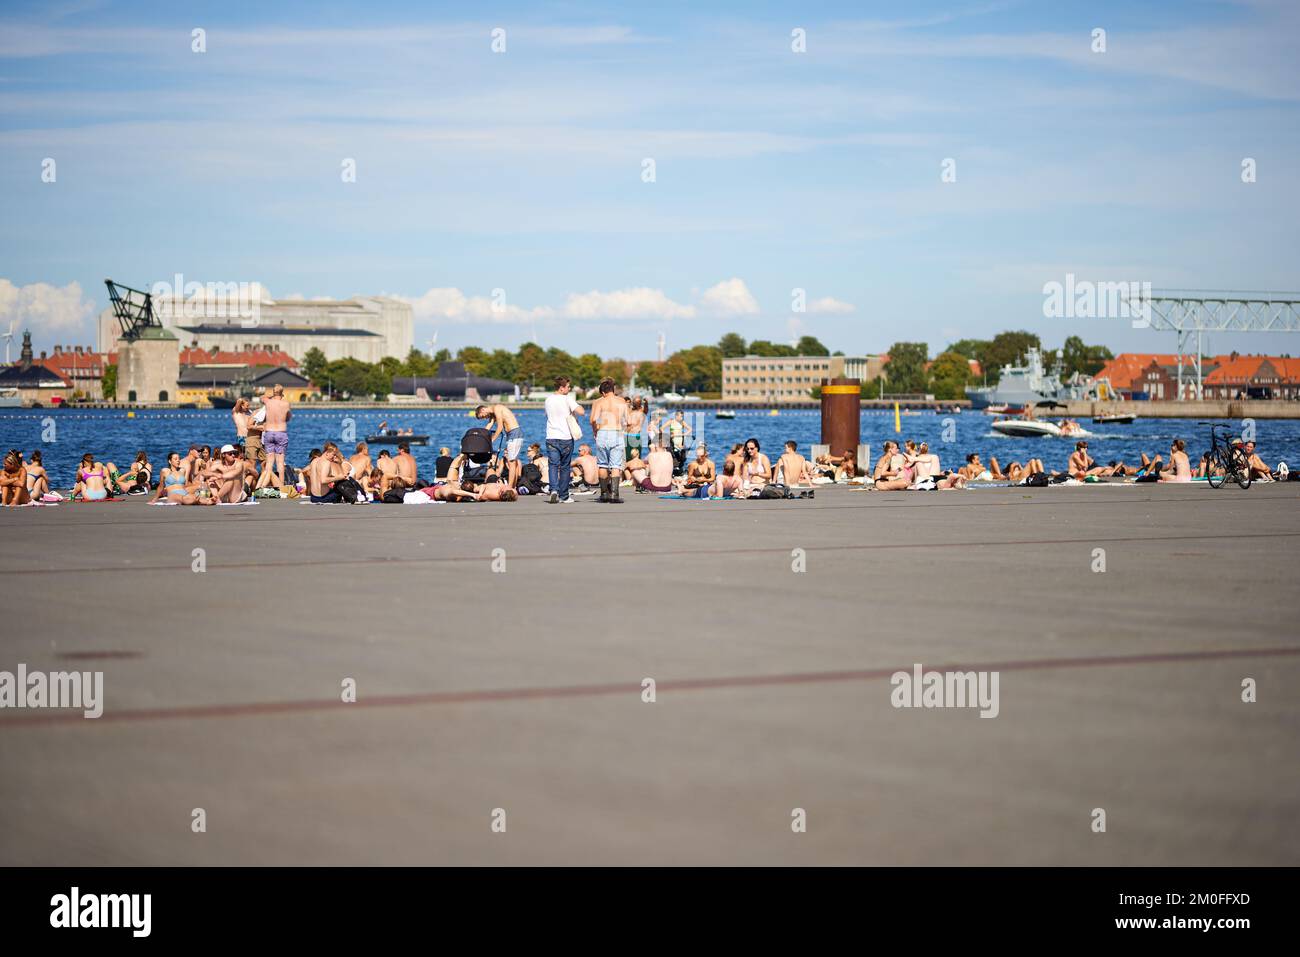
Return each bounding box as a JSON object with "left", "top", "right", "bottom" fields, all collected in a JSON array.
[
  {"left": 97, "top": 294, "right": 413, "bottom": 364},
  {"left": 722, "top": 354, "right": 884, "bottom": 401}
]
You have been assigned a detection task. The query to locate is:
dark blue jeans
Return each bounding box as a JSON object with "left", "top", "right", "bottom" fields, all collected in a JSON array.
[{"left": 546, "top": 439, "right": 574, "bottom": 500}]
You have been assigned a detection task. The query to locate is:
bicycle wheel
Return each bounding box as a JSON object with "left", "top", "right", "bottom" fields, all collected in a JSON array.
[
  {"left": 1233, "top": 453, "right": 1253, "bottom": 489},
  {"left": 1206, "top": 450, "right": 1228, "bottom": 488}
]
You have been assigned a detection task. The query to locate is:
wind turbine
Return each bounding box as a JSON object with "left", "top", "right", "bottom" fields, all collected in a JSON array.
[
  {"left": 427, "top": 330, "right": 438, "bottom": 356},
  {"left": 1, "top": 321, "right": 14, "bottom": 364},
  {"left": 657, "top": 331, "right": 666, "bottom": 363}
]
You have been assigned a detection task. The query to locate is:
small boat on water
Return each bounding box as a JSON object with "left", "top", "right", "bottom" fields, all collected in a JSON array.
[
  {"left": 715, "top": 409, "right": 736, "bottom": 419},
  {"left": 1093, "top": 411, "right": 1137, "bottom": 425},
  {"left": 991, "top": 418, "right": 1093, "bottom": 439},
  {"left": 365, "top": 431, "right": 429, "bottom": 445}
]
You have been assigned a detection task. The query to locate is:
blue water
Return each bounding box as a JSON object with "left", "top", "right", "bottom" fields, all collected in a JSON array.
[{"left": 2, "top": 407, "right": 1297, "bottom": 487}]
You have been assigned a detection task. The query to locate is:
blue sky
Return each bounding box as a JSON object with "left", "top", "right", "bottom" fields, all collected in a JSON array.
[{"left": 1, "top": 0, "right": 1298, "bottom": 361}]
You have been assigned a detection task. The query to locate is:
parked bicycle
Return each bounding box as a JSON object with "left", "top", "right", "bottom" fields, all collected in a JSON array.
[{"left": 1201, "top": 422, "right": 1251, "bottom": 489}]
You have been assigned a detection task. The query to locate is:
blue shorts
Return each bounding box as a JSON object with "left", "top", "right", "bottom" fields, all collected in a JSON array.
[
  {"left": 503, "top": 427, "right": 524, "bottom": 461},
  {"left": 595, "top": 430, "right": 625, "bottom": 470}
]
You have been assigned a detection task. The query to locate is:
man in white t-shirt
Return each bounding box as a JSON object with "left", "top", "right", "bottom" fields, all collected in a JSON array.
[{"left": 544, "top": 375, "right": 585, "bottom": 503}]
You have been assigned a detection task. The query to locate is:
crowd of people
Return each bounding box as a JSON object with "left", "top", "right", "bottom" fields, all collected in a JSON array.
[{"left": 0, "top": 378, "right": 1288, "bottom": 506}]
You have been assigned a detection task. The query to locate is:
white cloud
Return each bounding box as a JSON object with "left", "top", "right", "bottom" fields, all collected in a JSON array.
[
  {"left": 0, "top": 279, "right": 97, "bottom": 336},
  {"left": 394, "top": 278, "right": 763, "bottom": 325},
  {"left": 697, "top": 278, "right": 760, "bottom": 317},
  {"left": 807, "top": 296, "right": 855, "bottom": 315},
  {"left": 562, "top": 287, "right": 695, "bottom": 321}
]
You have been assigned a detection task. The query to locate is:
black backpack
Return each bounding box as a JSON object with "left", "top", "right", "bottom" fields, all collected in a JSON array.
[{"left": 518, "top": 462, "right": 544, "bottom": 494}]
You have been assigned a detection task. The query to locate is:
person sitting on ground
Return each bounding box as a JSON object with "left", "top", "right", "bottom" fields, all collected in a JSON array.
[
  {"left": 1067, "top": 441, "right": 1114, "bottom": 479},
  {"left": 107, "top": 450, "right": 151, "bottom": 494},
  {"left": 373, "top": 449, "right": 399, "bottom": 495},
  {"left": 24, "top": 450, "right": 49, "bottom": 499},
  {"left": 349, "top": 442, "right": 372, "bottom": 481},
  {"left": 208, "top": 445, "right": 248, "bottom": 503},
  {"left": 434, "top": 447, "right": 453, "bottom": 481},
  {"left": 775, "top": 441, "right": 811, "bottom": 486},
  {"left": 1243, "top": 440, "right": 1273, "bottom": 481},
  {"left": 71, "top": 453, "right": 111, "bottom": 501},
  {"left": 737, "top": 438, "right": 772, "bottom": 492},
  {"left": 1, "top": 450, "right": 31, "bottom": 506},
  {"left": 873, "top": 441, "right": 903, "bottom": 483},
  {"left": 525, "top": 443, "right": 549, "bottom": 491},
  {"left": 960, "top": 453, "right": 993, "bottom": 482},
  {"left": 1007, "top": 459, "right": 1046, "bottom": 483},
  {"left": 395, "top": 441, "right": 418, "bottom": 488},
  {"left": 724, "top": 443, "right": 744, "bottom": 470},
  {"left": 1158, "top": 439, "right": 1192, "bottom": 483},
  {"left": 623, "top": 448, "right": 648, "bottom": 486},
  {"left": 151, "top": 451, "right": 217, "bottom": 506},
  {"left": 640, "top": 443, "right": 675, "bottom": 492},
  {"left": 685, "top": 445, "right": 716, "bottom": 489},
  {"left": 307, "top": 442, "right": 350, "bottom": 502},
  {"left": 570, "top": 444, "right": 599, "bottom": 490}
]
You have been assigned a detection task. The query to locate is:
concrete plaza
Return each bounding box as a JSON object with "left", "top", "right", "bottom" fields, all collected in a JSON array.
[{"left": 1, "top": 483, "right": 1297, "bottom": 865}]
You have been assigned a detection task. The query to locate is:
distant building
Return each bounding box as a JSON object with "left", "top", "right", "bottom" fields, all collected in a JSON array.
[
  {"left": 1098, "top": 352, "right": 1300, "bottom": 399},
  {"left": 177, "top": 364, "right": 317, "bottom": 405},
  {"left": 722, "top": 355, "right": 883, "bottom": 401},
  {"left": 0, "top": 332, "right": 73, "bottom": 403},
  {"left": 97, "top": 294, "right": 413, "bottom": 364},
  {"left": 42, "top": 345, "right": 113, "bottom": 400}
]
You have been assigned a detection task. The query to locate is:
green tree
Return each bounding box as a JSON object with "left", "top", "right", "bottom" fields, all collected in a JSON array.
[
  {"left": 882, "top": 342, "right": 929, "bottom": 393},
  {"left": 982, "top": 331, "right": 1041, "bottom": 383},
  {"left": 600, "top": 358, "right": 628, "bottom": 385},
  {"left": 543, "top": 347, "right": 577, "bottom": 385},
  {"left": 574, "top": 352, "right": 603, "bottom": 389},
  {"left": 677, "top": 344, "right": 722, "bottom": 392},
  {"left": 325, "top": 358, "right": 371, "bottom": 398},
  {"left": 946, "top": 338, "right": 990, "bottom": 362},
  {"left": 101, "top": 364, "right": 117, "bottom": 400},
  {"left": 928, "top": 350, "right": 972, "bottom": 400},
  {"left": 795, "top": 335, "right": 830, "bottom": 356},
  {"left": 366, "top": 364, "right": 393, "bottom": 399},
  {"left": 1061, "top": 336, "right": 1113, "bottom": 377},
  {"left": 747, "top": 339, "right": 796, "bottom": 357},
  {"left": 634, "top": 360, "right": 658, "bottom": 390},
  {"left": 647, "top": 355, "right": 690, "bottom": 393},
  {"left": 515, "top": 342, "right": 547, "bottom": 387},
  {"left": 457, "top": 346, "right": 488, "bottom": 375},
  {"left": 482, "top": 349, "right": 517, "bottom": 382},
  {"left": 302, "top": 347, "right": 328, "bottom": 387},
  {"left": 402, "top": 347, "right": 437, "bottom": 378},
  {"left": 717, "top": 332, "right": 748, "bottom": 358}
]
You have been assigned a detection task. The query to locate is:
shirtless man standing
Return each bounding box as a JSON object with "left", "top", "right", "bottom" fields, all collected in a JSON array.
[
  {"left": 475, "top": 403, "right": 523, "bottom": 488},
  {"left": 258, "top": 384, "right": 292, "bottom": 488},
  {"left": 395, "top": 441, "right": 418, "bottom": 488},
  {"left": 589, "top": 377, "right": 627, "bottom": 503}
]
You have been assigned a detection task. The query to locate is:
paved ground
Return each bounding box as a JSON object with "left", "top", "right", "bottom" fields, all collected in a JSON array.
[{"left": 1, "top": 483, "right": 1297, "bottom": 865}]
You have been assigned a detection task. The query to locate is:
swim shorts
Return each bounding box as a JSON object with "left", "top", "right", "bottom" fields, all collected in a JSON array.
[
  {"left": 595, "top": 429, "right": 625, "bottom": 470},
  {"left": 639, "top": 478, "right": 671, "bottom": 492},
  {"left": 263, "top": 430, "right": 288, "bottom": 455},
  {"left": 504, "top": 427, "right": 524, "bottom": 462}
]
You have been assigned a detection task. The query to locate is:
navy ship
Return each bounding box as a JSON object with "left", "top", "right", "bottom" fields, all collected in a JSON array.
[{"left": 965, "top": 348, "right": 1105, "bottom": 409}]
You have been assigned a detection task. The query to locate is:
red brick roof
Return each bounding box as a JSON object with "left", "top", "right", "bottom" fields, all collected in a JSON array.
[{"left": 179, "top": 347, "right": 298, "bottom": 369}]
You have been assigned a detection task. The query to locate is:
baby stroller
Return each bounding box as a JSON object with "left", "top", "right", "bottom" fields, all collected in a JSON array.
[{"left": 458, "top": 427, "right": 500, "bottom": 484}]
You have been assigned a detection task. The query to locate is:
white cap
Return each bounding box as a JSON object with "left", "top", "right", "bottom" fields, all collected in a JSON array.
[{"left": 220, "top": 444, "right": 237, "bottom": 454}]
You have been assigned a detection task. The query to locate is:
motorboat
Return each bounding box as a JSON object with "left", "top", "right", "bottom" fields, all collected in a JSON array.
[
  {"left": 715, "top": 409, "right": 736, "bottom": 419},
  {"left": 991, "top": 418, "right": 1092, "bottom": 439},
  {"left": 1093, "top": 411, "right": 1136, "bottom": 425},
  {"left": 365, "top": 430, "right": 429, "bottom": 445}
]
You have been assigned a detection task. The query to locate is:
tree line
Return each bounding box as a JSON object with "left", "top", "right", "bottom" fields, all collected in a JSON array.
[{"left": 294, "top": 330, "right": 1111, "bottom": 400}]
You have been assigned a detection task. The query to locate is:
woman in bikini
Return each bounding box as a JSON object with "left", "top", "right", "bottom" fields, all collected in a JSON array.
[
  {"left": 152, "top": 452, "right": 216, "bottom": 505},
  {"left": 24, "top": 450, "right": 49, "bottom": 499},
  {"left": 625, "top": 397, "right": 646, "bottom": 462},
  {"left": 738, "top": 438, "right": 771, "bottom": 493},
  {"left": 1, "top": 450, "right": 31, "bottom": 506},
  {"left": 71, "top": 453, "right": 111, "bottom": 501}
]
